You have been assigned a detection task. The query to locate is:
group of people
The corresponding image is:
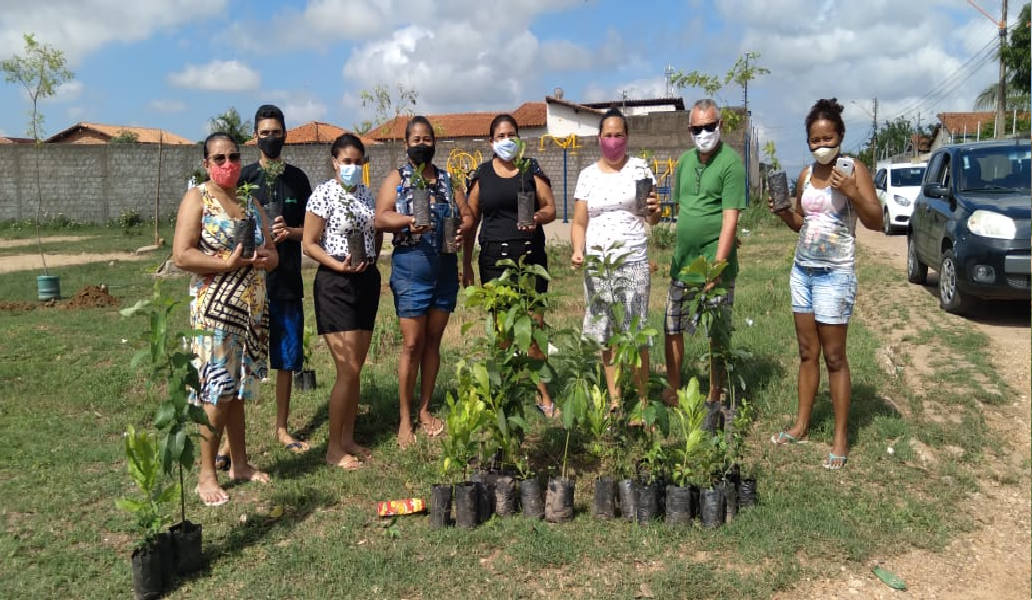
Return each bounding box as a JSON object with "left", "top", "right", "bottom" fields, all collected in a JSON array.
[{"left": 171, "top": 97, "right": 881, "bottom": 506}]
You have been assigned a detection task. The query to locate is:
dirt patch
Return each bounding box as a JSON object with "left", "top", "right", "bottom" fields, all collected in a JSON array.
[
  {"left": 0, "top": 285, "right": 120, "bottom": 312},
  {"left": 778, "top": 228, "right": 1031, "bottom": 600}
]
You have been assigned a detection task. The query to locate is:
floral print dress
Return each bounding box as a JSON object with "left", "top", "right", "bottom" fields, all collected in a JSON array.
[{"left": 188, "top": 183, "right": 269, "bottom": 406}]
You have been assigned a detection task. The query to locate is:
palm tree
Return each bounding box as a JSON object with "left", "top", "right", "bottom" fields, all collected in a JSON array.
[{"left": 973, "top": 80, "right": 1031, "bottom": 112}]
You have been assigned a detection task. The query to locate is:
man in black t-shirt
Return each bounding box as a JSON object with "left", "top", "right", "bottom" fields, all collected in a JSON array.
[{"left": 219, "top": 104, "right": 313, "bottom": 463}]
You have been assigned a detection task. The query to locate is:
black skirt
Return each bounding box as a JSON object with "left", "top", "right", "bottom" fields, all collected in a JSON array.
[
  {"left": 313, "top": 262, "right": 381, "bottom": 334},
  {"left": 478, "top": 239, "right": 549, "bottom": 294}
]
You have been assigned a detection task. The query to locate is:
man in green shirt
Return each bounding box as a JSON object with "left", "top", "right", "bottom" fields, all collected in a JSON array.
[{"left": 663, "top": 99, "right": 747, "bottom": 418}]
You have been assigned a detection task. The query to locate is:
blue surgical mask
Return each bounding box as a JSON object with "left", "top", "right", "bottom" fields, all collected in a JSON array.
[
  {"left": 339, "top": 163, "right": 362, "bottom": 187},
  {"left": 492, "top": 138, "right": 519, "bottom": 161}
]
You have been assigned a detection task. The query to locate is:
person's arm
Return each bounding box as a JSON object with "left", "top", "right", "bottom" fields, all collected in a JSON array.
[
  {"left": 462, "top": 179, "right": 481, "bottom": 287},
  {"left": 172, "top": 188, "right": 246, "bottom": 274},
  {"left": 532, "top": 174, "right": 557, "bottom": 226},
  {"left": 375, "top": 169, "right": 420, "bottom": 232},
  {"left": 645, "top": 167, "right": 661, "bottom": 225},
  {"left": 301, "top": 211, "right": 341, "bottom": 271},
  {"left": 453, "top": 180, "right": 473, "bottom": 249},
  {"left": 570, "top": 200, "right": 589, "bottom": 269},
  {"left": 835, "top": 160, "right": 883, "bottom": 231},
  {"left": 771, "top": 169, "right": 806, "bottom": 232}
]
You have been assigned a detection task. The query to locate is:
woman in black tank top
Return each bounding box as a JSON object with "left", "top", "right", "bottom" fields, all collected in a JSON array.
[{"left": 462, "top": 114, "right": 559, "bottom": 416}]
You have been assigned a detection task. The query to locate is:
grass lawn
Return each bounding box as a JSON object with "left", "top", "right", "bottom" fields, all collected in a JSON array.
[{"left": 0, "top": 210, "right": 997, "bottom": 599}]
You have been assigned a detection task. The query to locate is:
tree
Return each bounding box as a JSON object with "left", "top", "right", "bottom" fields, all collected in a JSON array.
[
  {"left": 208, "top": 107, "right": 251, "bottom": 144},
  {"left": 1002, "top": 3, "right": 1031, "bottom": 95},
  {"left": 670, "top": 51, "right": 769, "bottom": 131},
  {"left": 110, "top": 130, "right": 139, "bottom": 143},
  {"left": 356, "top": 83, "right": 418, "bottom": 138},
  {"left": 2, "top": 32, "right": 74, "bottom": 276}
]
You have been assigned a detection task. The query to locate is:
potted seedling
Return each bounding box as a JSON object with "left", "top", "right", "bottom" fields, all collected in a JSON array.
[
  {"left": 634, "top": 148, "right": 655, "bottom": 218},
  {"left": 295, "top": 327, "right": 317, "bottom": 390},
  {"left": 666, "top": 378, "right": 708, "bottom": 526},
  {"left": 765, "top": 141, "right": 791, "bottom": 213},
  {"left": 438, "top": 384, "right": 490, "bottom": 529},
  {"left": 680, "top": 255, "right": 731, "bottom": 434},
  {"left": 409, "top": 163, "right": 432, "bottom": 228},
  {"left": 117, "top": 425, "right": 177, "bottom": 600},
  {"left": 261, "top": 160, "right": 285, "bottom": 221},
  {"left": 338, "top": 190, "right": 368, "bottom": 266},
  {"left": 513, "top": 138, "right": 536, "bottom": 229},
  {"left": 233, "top": 182, "right": 259, "bottom": 257},
  {"left": 121, "top": 281, "right": 213, "bottom": 577},
  {"left": 545, "top": 389, "right": 580, "bottom": 523}
]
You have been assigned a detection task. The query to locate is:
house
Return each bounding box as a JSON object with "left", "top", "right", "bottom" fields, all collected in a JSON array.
[
  {"left": 46, "top": 122, "right": 194, "bottom": 144},
  {"left": 243, "top": 121, "right": 378, "bottom": 146},
  {"left": 546, "top": 94, "right": 685, "bottom": 137},
  {"left": 928, "top": 111, "right": 1030, "bottom": 152},
  {"left": 0, "top": 135, "right": 35, "bottom": 144},
  {"left": 368, "top": 102, "right": 548, "bottom": 142}
]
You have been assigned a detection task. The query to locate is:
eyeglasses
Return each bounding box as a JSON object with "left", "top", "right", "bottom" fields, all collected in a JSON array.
[
  {"left": 690, "top": 121, "right": 719, "bottom": 135},
  {"left": 208, "top": 153, "right": 241, "bottom": 165}
]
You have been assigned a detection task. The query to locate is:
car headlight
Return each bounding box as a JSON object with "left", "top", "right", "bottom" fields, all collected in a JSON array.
[
  {"left": 968, "top": 210, "right": 1016, "bottom": 239},
  {"left": 892, "top": 194, "right": 911, "bottom": 207}
]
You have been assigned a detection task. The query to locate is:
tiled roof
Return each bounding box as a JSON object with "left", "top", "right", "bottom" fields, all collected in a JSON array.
[
  {"left": 244, "top": 121, "right": 377, "bottom": 146},
  {"left": 937, "top": 112, "right": 999, "bottom": 134},
  {"left": 46, "top": 122, "right": 195, "bottom": 144},
  {"left": 581, "top": 97, "right": 687, "bottom": 111},
  {"left": 369, "top": 102, "right": 548, "bottom": 141},
  {"left": 545, "top": 96, "right": 606, "bottom": 114}
]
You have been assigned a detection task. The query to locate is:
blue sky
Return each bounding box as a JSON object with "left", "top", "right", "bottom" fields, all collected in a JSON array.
[{"left": 0, "top": 0, "right": 1009, "bottom": 174}]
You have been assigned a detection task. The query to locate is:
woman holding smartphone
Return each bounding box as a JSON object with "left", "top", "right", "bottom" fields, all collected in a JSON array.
[{"left": 767, "top": 98, "right": 881, "bottom": 470}]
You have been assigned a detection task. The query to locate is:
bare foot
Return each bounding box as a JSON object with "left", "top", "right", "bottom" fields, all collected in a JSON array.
[
  {"left": 196, "top": 477, "right": 229, "bottom": 507},
  {"left": 417, "top": 412, "right": 445, "bottom": 437},
  {"left": 397, "top": 424, "right": 416, "bottom": 449},
  {"left": 342, "top": 443, "right": 372, "bottom": 460},
  {"left": 228, "top": 463, "right": 271, "bottom": 483},
  {"left": 277, "top": 432, "right": 310, "bottom": 453},
  {"left": 325, "top": 452, "right": 364, "bottom": 471}
]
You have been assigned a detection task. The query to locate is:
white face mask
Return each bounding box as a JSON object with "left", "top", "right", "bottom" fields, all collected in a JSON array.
[
  {"left": 339, "top": 163, "right": 362, "bottom": 187},
  {"left": 811, "top": 146, "right": 839, "bottom": 165},
  {"left": 492, "top": 137, "right": 519, "bottom": 161},
  {"left": 693, "top": 126, "right": 721, "bottom": 153}
]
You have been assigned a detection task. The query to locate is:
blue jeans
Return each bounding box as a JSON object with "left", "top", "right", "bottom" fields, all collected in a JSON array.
[{"left": 790, "top": 263, "right": 857, "bottom": 325}]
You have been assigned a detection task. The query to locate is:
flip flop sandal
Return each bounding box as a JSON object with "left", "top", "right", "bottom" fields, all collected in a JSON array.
[
  {"left": 283, "top": 440, "right": 310, "bottom": 453},
  {"left": 770, "top": 431, "right": 805, "bottom": 446},
  {"left": 214, "top": 454, "right": 231, "bottom": 471},
  {"left": 536, "top": 404, "right": 559, "bottom": 419},
  {"left": 419, "top": 418, "right": 446, "bottom": 437},
  {"left": 823, "top": 453, "right": 849, "bottom": 470},
  {"left": 196, "top": 487, "right": 229, "bottom": 507}
]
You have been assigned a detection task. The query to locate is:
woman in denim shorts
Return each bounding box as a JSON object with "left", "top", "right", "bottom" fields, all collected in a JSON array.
[
  {"left": 375, "top": 116, "right": 474, "bottom": 448},
  {"left": 767, "top": 98, "right": 883, "bottom": 470}
]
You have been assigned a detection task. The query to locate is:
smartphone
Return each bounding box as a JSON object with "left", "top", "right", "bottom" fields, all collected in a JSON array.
[{"left": 835, "top": 157, "right": 855, "bottom": 177}]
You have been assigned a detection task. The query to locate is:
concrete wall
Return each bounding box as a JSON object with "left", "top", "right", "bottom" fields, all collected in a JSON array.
[{"left": 0, "top": 123, "right": 759, "bottom": 224}]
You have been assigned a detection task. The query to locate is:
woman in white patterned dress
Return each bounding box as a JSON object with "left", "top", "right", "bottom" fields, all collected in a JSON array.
[{"left": 571, "top": 108, "right": 662, "bottom": 411}]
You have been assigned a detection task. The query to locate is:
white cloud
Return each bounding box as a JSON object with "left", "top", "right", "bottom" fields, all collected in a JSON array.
[
  {"left": 0, "top": 0, "right": 229, "bottom": 63},
  {"left": 260, "top": 91, "right": 328, "bottom": 125},
  {"left": 149, "top": 99, "right": 188, "bottom": 113},
  {"left": 168, "top": 60, "right": 261, "bottom": 92}
]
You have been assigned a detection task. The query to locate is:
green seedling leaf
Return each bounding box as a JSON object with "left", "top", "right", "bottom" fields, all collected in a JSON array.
[{"left": 872, "top": 567, "right": 907, "bottom": 591}]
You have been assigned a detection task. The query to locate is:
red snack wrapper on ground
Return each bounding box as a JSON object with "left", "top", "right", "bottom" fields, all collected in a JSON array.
[{"left": 377, "top": 498, "right": 427, "bottom": 517}]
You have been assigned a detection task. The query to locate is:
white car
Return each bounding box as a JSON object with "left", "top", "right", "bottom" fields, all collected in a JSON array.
[{"left": 875, "top": 162, "right": 927, "bottom": 234}]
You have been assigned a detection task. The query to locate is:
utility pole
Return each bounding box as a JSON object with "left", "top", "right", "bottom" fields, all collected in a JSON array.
[
  {"left": 968, "top": 0, "right": 1008, "bottom": 138},
  {"left": 872, "top": 97, "right": 878, "bottom": 167}
]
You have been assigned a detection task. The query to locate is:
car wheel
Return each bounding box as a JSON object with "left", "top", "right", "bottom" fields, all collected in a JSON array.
[
  {"left": 906, "top": 236, "right": 927, "bottom": 284},
  {"left": 882, "top": 209, "right": 893, "bottom": 235},
  {"left": 939, "top": 249, "right": 972, "bottom": 315}
]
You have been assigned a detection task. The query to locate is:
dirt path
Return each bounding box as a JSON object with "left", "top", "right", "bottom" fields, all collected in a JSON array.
[
  {"left": 780, "top": 227, "right": 1031, "bottom": 599},
  {"left": 0, "top": 251, "right": 155, "bottom": 274}
]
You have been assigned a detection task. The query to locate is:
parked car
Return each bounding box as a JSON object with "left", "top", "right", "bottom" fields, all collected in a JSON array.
[
  {"left": 907, "top": 138, "right": 1031, "bottom": 314},
  {"left": 875, "top": 161, "right": 926, "bottom": 234}
]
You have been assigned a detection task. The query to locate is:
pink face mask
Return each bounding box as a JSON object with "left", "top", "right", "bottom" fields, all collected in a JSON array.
[
  {"left": 207, "top": 161, "right": 241, "bottom": 188},
  {"left": 600, "top": 136, "right": 627, "bottom": 161}
]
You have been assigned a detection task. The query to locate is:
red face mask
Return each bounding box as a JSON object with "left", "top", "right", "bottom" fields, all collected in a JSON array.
[
  {"left": 207, "top": 161, "right": 241, "bottom": 188},
  {"left": 600, "top": 136, "right": 627, "bottom": 161}
]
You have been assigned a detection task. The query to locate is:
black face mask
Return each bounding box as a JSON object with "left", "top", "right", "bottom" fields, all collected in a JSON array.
[
  {"left": 407, "top": 144, "right": 435, "bottom": 166},
  {"left": 257, "top": 135, "right": 285, "bottom": 160}
]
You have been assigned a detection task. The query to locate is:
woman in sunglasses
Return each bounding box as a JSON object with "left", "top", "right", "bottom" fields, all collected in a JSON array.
[
  {"left": 571, "top": 108, "right": 662, "bottom": 414},
  {"left": 375, "top": 116, "right": 474, "bottom": 448},
  {"left": 172, "top": 132, "right": 278, "bottom": 507}
]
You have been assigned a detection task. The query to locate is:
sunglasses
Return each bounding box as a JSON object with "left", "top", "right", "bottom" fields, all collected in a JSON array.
[
  {"left": 690, "top": 121, "right": 719, "bottom": 135},
  {"left": 208, "top": 152, "right": 241, "bottom": 165}
]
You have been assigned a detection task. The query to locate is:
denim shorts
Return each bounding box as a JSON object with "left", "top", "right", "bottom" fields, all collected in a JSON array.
[
  {"left": 790, "top": 263, "right": 857, "bottom": 325},
  {"left": 268, "top": 298, "right": 303, "bottom": 372},
  {"left": 390, "top": 245, "right": 459, "bottom": 318}
]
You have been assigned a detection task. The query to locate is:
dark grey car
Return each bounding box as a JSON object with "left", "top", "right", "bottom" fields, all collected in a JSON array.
[{"left": 907, "top": 139, "right": 1031, "bottom": 314}]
